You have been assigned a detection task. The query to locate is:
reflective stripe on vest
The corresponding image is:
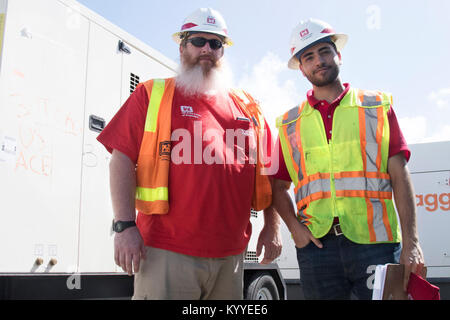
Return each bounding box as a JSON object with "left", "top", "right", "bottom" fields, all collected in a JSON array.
[
  {"left": 145, "top": 79, "right": 165, "bottom": 133},
  {"left": 277, "top": 102, "right": 305, "bottom": 186},
  {"left": 276, "top": 88, "right": 401, "bottom": 244},
  {"left": 355, "top": 90, "right": 394, "bottom": 242},
  {"left": 136, "top": 186, "right": 168, "bottom": 202},
  {"left": 294, "top": 172, "right": 331, "bottom": 209}
]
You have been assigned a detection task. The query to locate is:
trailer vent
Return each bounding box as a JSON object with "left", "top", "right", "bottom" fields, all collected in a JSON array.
[
  {"left": 130, "top": 73, "right": 140, "bottom": 94},
  {"left": 244, "top": 251, "right": 259, "bottom": 263}
]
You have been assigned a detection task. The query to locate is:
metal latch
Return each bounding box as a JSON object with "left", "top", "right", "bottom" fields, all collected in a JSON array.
[{"left": 89, "top": 115, "right": 106, "bottom": 133}]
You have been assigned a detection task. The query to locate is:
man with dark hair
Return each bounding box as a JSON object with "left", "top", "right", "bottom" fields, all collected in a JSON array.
[{"left": 272, "top": 18, "right": 425, "bottom": 300}]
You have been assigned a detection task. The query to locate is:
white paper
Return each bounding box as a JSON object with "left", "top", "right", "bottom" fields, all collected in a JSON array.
[{"left": 372, "top": 264, "right": 387, "bottom": 300}]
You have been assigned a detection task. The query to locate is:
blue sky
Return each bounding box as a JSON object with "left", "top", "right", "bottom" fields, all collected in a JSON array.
[{"left": 77, "top": 0, "right": 450, "bottom": 144}]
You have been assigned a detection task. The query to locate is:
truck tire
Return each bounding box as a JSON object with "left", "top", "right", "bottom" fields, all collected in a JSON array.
[{"left": 245, "top": 272, "right": 280, "bottom": 300}]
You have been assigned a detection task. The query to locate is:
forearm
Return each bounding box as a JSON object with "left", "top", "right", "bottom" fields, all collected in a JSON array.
[
  {"left": 110, "top": 150, "right": 137, "bottom": 221},
  {"left": 272, "top": 179, "right": 298, "bottom": 233},
  {"left": 389, "top": 154, "right": 419, "bottom": 243},
  {"left": 262, "top": 205, "right": 281, "bottom": 230},
  {"left": 395, "top": 181, "right": 419, "bottom": 243},
  {"left": 389, "top": 153, "right": 425, "bottom": 284}
]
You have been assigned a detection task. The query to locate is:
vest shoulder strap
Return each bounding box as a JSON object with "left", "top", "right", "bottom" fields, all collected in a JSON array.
[
  {"left": 229, "top": 89, "right": 272, "bottom": 211},
  {"left": 139, "top": 78, "right": 176, "bottom": 133},
  {"left": 356, "top": 88, "right": 392, "bottom": 107},
  {"left": 141, "top": 78, "right": 176, "bottom": 97},
  {"left": 229, "top": 89, "right": 264, "bottom": 127},
  {"left": 276, "top": 101, "right": 307, "bottom": 128}
]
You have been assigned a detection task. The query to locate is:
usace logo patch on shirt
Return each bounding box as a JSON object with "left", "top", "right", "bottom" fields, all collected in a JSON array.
[{"left": 180, "top": 105, "right": 201, "bottom": 119}]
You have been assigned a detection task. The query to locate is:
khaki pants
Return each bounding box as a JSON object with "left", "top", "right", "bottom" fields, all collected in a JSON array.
[{"left": 132, "top": 246, "right": 244, "bottom": 300}]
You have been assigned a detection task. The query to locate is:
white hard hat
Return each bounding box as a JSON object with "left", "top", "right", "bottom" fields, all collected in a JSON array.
[
  {"left": 288, "top": 18, "right": 348, "bottom": 70},
  {"left": 172, "top": 8, "right": 233, "bottom": 46}
]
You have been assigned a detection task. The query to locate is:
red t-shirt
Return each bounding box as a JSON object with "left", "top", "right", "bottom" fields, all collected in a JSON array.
[
  {"left": 273, "top": 84, "right": 410, "bottom": 181},
  {"left": 98, "top": 84, "right": 272, "bottom": 258}
]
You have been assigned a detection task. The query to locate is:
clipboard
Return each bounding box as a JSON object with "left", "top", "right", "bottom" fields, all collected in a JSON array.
[{"left": 372, "top": 264, "right": 439, "bottom": 300}]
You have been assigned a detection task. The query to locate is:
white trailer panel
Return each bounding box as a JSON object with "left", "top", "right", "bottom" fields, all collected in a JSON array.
[
  {"left": 409, "top": 141, "right": 450, "bottom": 279},
  {"left": 77, "top": 21, "right": 122, "bottom": 274},
  {"left": 0, "top": 0, "right": 177, "bottom": 278},
  {"left": 0, "top": 0, "right": 90, "bottom": 273}
]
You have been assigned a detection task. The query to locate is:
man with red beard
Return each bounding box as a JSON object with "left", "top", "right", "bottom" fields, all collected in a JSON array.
[
  {"left": 97, "top": 8, "right": 282, "bottom": 300},
  {"left": 272, "top": 18, "right": 425, "bottom": 299}
]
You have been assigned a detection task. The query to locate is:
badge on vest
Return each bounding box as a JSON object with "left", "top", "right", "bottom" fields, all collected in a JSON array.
[{"left": 159, "top": 141, "right": 171, "bottom": 161}]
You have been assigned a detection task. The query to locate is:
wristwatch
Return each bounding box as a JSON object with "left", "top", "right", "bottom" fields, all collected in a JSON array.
[{"left": 112, "top": 220, "right": 136, "bottom": 233}]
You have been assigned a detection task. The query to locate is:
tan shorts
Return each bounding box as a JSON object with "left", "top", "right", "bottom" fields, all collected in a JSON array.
[{"left": 132, "top": 246, "right": 244, "bottom": 300}]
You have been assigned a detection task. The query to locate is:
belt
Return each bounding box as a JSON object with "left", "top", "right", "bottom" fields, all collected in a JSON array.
[{"left": 327, "top": 217, "right": 343, "bottom": 236}]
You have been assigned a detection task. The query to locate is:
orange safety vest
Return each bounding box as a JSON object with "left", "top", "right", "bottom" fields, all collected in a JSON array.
[{"left": 135, "top": 78, "right": 272, "bottom": 215}]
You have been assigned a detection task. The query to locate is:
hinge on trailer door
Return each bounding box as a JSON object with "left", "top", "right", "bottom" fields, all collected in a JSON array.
[{"left": 118, "top": 40, "right": 131, "bottom": 54}]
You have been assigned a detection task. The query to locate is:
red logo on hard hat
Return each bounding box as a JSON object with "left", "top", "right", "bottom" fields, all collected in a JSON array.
[
  {"left": 321, "top": 28, "right": 335, "bottom": 34},
  {"left": 207, "top": 16, "right": 216, "bottom": 24},
  {"left": 300, "top": 29, "right": 310, "bottom": 38},
  {"left": 181, "top": 23, "right": 198, "bottom": 31}
]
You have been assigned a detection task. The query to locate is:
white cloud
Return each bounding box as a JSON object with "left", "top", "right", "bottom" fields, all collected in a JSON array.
[
  {"left": 422, "top": 125, "right": 450, "bottom": 143},
  {"left": 237, "top": 52, "right": 302, "bottom": 134},
  {"left": 399, "top": 116, "right": 450, "bottom": 144},
  {"left": 403, "top": 87, "right": 450, "bottom": 143},
  {"left": 398, "top": 116, "right": 428, "bottom": 144},
  {"left": 429, "top": 88, "right": 450, "bottom": 110}
]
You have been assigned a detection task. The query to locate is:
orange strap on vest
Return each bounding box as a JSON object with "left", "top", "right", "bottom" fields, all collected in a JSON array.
[{"left": 135, "top": 78, "right": 175, "bottom": 214}]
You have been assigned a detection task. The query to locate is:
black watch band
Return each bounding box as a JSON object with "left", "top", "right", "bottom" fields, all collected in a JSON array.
[{"left": 112, "top": 220, "right": 136, "bottom": 233}]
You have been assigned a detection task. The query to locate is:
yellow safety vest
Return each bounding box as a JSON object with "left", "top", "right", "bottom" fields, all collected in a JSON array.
[
  {"left": 276, "top": 88, "right": 401, "bottom": 244},
  {"left": 135, "top": 78, "right": 272, "bottom": 215}
]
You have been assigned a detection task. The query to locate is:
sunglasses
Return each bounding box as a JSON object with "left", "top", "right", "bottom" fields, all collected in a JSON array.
[{"left": 186, "top": 37, "right": 224, "bottom": 50}]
